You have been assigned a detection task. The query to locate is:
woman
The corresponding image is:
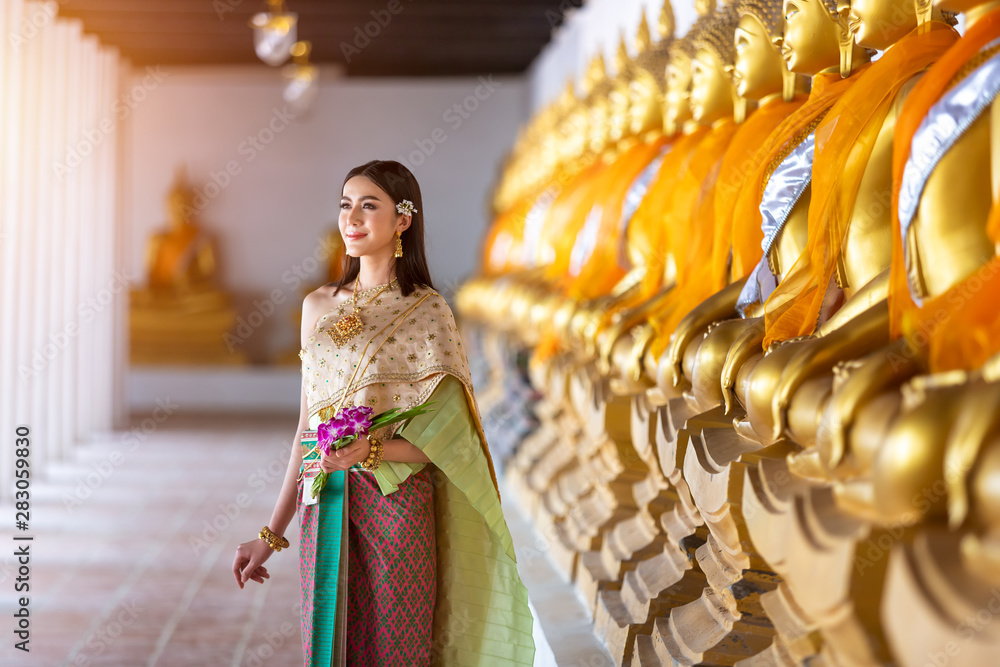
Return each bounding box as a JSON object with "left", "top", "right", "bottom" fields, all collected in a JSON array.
[{"left": 232, "top": 160, "right": 536, "bottom": 666}]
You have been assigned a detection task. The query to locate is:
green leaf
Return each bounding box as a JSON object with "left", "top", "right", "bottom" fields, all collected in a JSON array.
[{"left": 310, "top": 471, "right": 329, "bottom": 498}]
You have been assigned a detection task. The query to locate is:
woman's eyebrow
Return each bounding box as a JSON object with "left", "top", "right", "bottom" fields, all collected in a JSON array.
[{"left": 341, "top": 194, "right": 382, "bottom": 202}]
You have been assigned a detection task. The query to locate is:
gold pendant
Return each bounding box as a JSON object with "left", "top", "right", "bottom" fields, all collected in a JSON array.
[{"left": 329, "top": 311, "right": 363, "bottom": 347}]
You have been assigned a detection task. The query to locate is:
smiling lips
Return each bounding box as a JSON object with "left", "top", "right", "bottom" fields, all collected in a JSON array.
[{"left": 345, "top": 231, "right": 367, "bottom": 240}]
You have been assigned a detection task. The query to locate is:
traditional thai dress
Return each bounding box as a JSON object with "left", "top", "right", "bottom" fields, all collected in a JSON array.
[{"left": 296, "top": 284, "right": 535, "bottom": 666}]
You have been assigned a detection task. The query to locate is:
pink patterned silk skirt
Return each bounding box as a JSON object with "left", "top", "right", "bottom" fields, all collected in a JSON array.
[{"left": 345, "top": 466, "right": 436, "bottom": 666}]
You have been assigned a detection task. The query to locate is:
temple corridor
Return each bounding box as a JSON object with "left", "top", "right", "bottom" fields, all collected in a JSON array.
[{"left": 0, "top": 411, "right": 613, "bottom": 666}]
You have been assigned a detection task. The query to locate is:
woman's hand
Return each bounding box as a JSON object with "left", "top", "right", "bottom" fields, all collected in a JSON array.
[
  {"left": 233, "top": 538, "right": 274, "bottom": 589},
  {"left": 319, "top": 438, "right": 370, "bottom": 472}
]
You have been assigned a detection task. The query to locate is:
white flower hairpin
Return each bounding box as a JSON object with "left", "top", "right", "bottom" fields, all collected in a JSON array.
[{"left": 396, "top": 199, "right": 417, "bottom": 216}]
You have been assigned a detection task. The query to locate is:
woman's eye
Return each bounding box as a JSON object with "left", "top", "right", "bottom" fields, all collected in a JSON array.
[
  {"left": 340, "top": 202, "right": 350, "bottom": 209},
  {"left": 363, "top": 203, "right": 375, "bottom": 209}
]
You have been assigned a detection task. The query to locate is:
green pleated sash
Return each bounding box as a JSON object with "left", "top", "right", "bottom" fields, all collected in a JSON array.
[{"left": 301, "top": 435, "right": 347, "bottom": 667}]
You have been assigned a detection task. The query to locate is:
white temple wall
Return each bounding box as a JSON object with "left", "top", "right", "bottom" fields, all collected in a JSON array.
[
  {"left": 528, "top": 0, "right": 699, "bottom": 113},
  {"left": 125, "top": 67, "right": 527, "bottom": 364}
]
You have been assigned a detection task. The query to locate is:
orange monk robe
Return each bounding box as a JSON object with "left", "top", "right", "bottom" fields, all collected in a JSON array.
[
  {"left": 888, "top": 9, "right": 1000, "bottom": 373},
  {"left": 656, "top": 95, "right": 809, "bottom": 339},
  {"left": 646, "top": 119, "right": 739, "bottom": 357},
  {"left": 762, "top": 21, "right": 960, "bottom": 349},
  {"left": 730, "top": 72, "right": 870, "bottom": 284},
  {"left": 150, "top": 224, "right": 200, "bottom": 287},
  {"left": 531, "top": 139, "right": 669, "bottom": 361},
  {"left": 537, "top": 159, "right": 613, "bottom": 283},
  {"left": 625, "top": 127, "right": 712, "bottom": 305},
  {"left": 481, "top": 195, "right": 535, "bottom": 276},
  {"left": 579, "top": 130, "right": 710, "bottom": 335},
  {"left": 565, "top": 136, "right": 672, "bottom": 300}
]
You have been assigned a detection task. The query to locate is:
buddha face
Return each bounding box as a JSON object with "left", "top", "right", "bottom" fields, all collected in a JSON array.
[
  {"left": 629, "top": 71, "right": 663, "bottom": 136},
  {"left": 780, "top": 0, "right": 841, "bottom": 74},
  {"left": 690, "top": 47, "right": 735, "bottom": 124},
  {"left": 849, "top": 0, "right": 917, "bottom": 50},
  {"left": 734, "top": 14, "right": 786, "bottom": 100},
  {"left": 340, "top": 176, "right": 410, "bottom": 260},
  {"left": 663, "top": 53, "right": 693, "bottom": 135}
]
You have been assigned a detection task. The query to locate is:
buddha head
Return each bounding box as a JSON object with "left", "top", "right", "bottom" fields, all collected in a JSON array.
[
  {"left": 608, "top": 34, "right": 635, "bottom": 145},
  {"left": 690, "top": 4, "right": 740, "bottom": 124},
  {"left": 849, "top": 0, "right": 955, "bottom": 50},
  {"left": 777, "top": 0, "right": 845, "bottom": 75},
  {"left": 847, "top": 0, "right": 914, "bottom": 50},
  {"left": 167, "top": 166, "right": 197, "bottom": 227},
  {"left": 582, "top": 53, "right": 613, "bottom": 156},
  {"left": 628, "top": 3, "right": 675, "bottom": 137},
  {"left": 663, "top": 43, "right": 694, "bottom": 135},
  {"left": 734, "top": 0, "right": 795, "bottom": 101},
  {"left": 664, "top": 0, "right": 718, "bottom": 134}
]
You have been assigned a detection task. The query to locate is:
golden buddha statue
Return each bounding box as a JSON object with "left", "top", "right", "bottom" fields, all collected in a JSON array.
[
  {"left": 656, "top": 0, "right": 813, "bottom": 401},
  {"left": 600, "top": 3, "right": 750, "bottom": 391},
  {"left": 558, "top": 7, "right": 681, "bottom": 358},
  {"left": 727, "top": 0, "right": 959, "bottom": 447},
  {"left": 775, "top": 0, "right": 997, "bottom": 507},
  {"left": 671, "top": 0, "right": 878, "bottom": 418},
  {"left": 130, "top": 168, "right": 246, "bottom": 365},
  {"left": 577, "top": 16, "right": 707, "bottom": 379}
]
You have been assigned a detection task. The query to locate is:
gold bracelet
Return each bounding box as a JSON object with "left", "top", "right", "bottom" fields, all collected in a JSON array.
[
  {"left": 259, "top": 525, "right": 290, "bottom": 551},
  {"left": 361, "top": 433, "right": 384, "bottom": 470}
]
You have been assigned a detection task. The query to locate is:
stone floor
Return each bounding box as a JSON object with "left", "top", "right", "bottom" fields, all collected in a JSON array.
[{"left": 0, "top": 412, "right": 612, "bottom": 666}]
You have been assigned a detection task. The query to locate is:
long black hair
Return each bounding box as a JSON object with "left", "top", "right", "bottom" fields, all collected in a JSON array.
[{"left": 332, "top": 160, "right": 434, "bottom": 298}]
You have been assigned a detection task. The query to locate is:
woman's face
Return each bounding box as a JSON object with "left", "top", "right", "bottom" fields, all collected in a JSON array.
[{"left": 339, "top": 175, "right": 409, "bottom": 259}]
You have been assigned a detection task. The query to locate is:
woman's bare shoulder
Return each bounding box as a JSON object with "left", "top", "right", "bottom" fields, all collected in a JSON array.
[{"left": 301, "top": 283, "right": 352, "bottom": 340}]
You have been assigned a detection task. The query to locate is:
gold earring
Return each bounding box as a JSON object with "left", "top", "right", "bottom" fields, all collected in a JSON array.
[
  {"left": 781, "top": 65, "right": 797, "bottom": 102},
  {"left": 915, "top": 0, "right": 932, "bottom": 25},
  {"left": 394, "top": 231, "right": 403, "bottom": 258},
  {"left": 837, "top": 3, "right": 855, "bottom": 78}
]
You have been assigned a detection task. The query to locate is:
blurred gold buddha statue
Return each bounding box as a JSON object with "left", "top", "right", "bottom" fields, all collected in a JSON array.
[{"left": 130, "top": 168, "right": 246, "bottom": 365}]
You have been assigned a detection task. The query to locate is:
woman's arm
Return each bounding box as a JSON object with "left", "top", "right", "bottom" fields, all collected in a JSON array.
[
  {"left": 232, "top": 289, "right": 324, "bottom": 589},
  {"left": 320, "top": 435, "right": 430, "bottom": 472}
]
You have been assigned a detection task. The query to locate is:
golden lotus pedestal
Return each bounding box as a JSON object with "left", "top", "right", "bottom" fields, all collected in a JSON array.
[{"left": 129, "top": 287, "right": 247, "bottom": 366}]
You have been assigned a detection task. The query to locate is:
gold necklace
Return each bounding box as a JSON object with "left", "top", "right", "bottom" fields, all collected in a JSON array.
[{"left": 328, "top": 277, "right": 398, "bottom": 347}]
